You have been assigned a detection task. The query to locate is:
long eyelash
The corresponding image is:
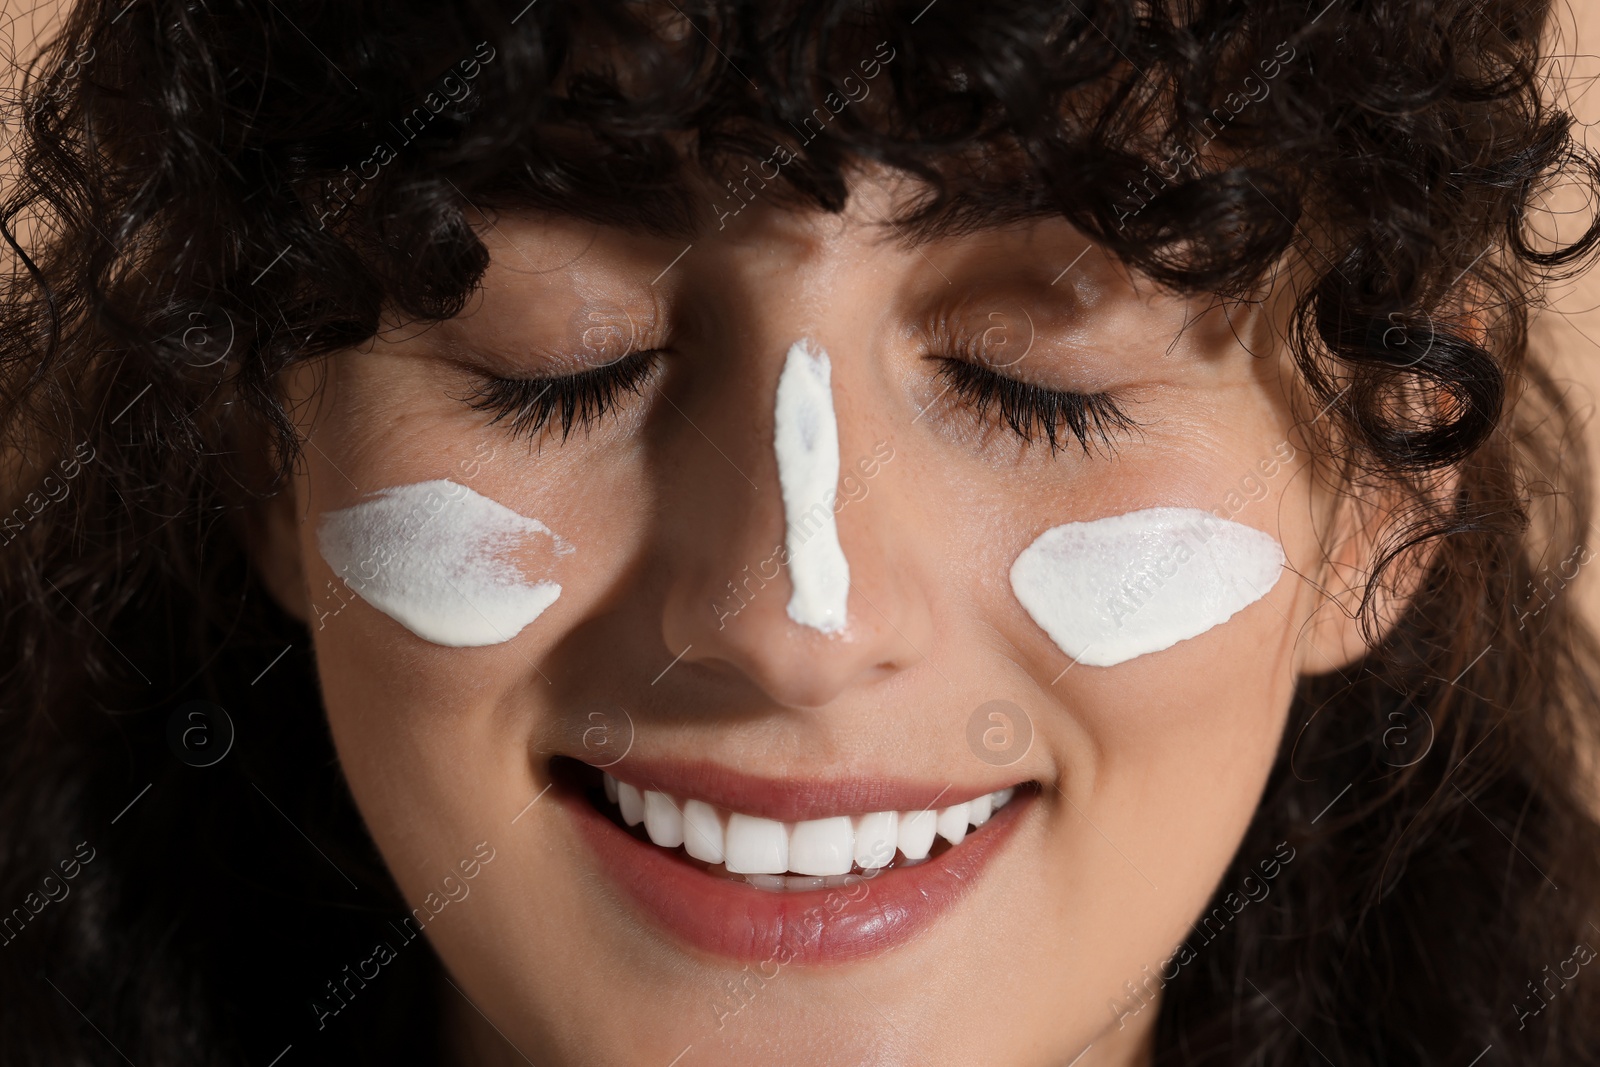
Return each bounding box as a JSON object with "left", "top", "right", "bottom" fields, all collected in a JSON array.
[
  {"left": 930, "top": 356, "right": 1139, "bottom": 456},
  {"left": 461, "top": 350, "right": 659, "bottom": 442}
]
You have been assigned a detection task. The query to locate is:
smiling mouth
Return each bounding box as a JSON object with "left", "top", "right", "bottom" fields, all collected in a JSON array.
[
  {"left": 553, "top": 755, "right": 1036, "bottom": 962},
  {"left": 592, "top": 767, "right": 1022, "bottom": 891}
]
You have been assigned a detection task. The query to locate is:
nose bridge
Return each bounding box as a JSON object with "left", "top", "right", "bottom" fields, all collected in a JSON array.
[
  {"left": 656, "top": 250, "right": 929, "bottom": 708},
  {"left": 773, "top": 336, "right": 851, "bottom": 635}
]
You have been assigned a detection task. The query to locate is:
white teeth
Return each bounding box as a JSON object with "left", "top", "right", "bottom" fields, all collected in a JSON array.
[
  {"left": 896, "top": 808, "right": 938, "bottom": 860},
  {"left": 854, "top": 810, "right": 898, "bottom": 869},
  {"left": 682, "top": 798, "right": 725, "bottom": 864},
  {"left": 617, "top": 781, "right": 645, "bottom": 826},
  {"left": 599, "top": 775, "right": 1024, "bottom": 876},
  {"left": 789, "top": 816, "right": 855, "bottom": 876},
  {"left": 935, "top": 802, "right": 970, "bottom": 847},
  {"left": 643, "top": 790, "right": 684, "bottom": 848},
  {"left": 724, "top": 813, "right": 790, "bottom": 875}
]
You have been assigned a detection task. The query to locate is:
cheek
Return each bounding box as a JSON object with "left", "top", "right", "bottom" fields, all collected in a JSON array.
[
  {"left": 298, "top": 450, "right": 642, "bottom": 759},
  {"left": 290, "top": 421, "right": 612, "bottom": 905},
  {"left": 294, "top": 357, "right": 652, "bottom": 662},
  {"left": 981, "top": 440, "right": 1308, "bottom": 947},
  {"left": 1008, "top": 507, "right": 1286, "bottom": 668},
  {"left": 316, "top": 479, "right": 566, "bottom": 648},
  {"left": 1031, "top": 507, "right": 1300, "bottom": 807},
  {"left": 1018, "top": 587, "right": 1298, "bottom": 1023}
]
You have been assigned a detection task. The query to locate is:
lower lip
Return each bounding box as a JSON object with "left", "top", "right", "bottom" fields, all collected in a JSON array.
[{"left": 562, "top": 782, "right": 1032, "bottom": 965}]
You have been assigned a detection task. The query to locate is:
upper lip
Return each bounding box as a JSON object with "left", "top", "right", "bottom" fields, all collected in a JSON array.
[{"left": 577, "top": 755, "right": 1027, "bottom": 822}]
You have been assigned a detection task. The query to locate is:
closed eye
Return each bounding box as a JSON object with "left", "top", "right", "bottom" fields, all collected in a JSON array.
[
  {"left": 457, "top": 349, "right": 661, "bottom": 442},
  {"left": 929, "top": 356, "right": 1139, "bottom": 455}
]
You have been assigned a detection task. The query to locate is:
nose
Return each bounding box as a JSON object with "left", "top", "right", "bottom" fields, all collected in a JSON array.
[{"left": 658, "top": 340, "right": 931, "bottom": 709}]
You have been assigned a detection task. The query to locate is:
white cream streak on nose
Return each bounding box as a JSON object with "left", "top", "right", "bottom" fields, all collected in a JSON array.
[{"left": 773, "top": 339, "right": 850, "bottom": 633}]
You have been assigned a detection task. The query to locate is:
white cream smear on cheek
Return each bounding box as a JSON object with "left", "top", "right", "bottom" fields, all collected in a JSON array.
[
  {"left": 1009, "top": 507, "right": 1286, "bottom": 667},
  {"left": 773, "top": 339, "right": 851, "bottom": 633},
  {"left": 316, "top": 479, "right": 566, "bottom": 648}
]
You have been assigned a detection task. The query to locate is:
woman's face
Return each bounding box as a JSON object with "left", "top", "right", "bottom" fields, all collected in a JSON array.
[{"left": 266, "top": 168, "right": 1351, "bottom": 1065}]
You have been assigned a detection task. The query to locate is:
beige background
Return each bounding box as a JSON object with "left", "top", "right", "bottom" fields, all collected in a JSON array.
[
  {"left": 1528, "top": 2, "right": 1600, "bottom": 621},
  {"left": 4, "top": 0, "right": 1600, "bottom": 610}
]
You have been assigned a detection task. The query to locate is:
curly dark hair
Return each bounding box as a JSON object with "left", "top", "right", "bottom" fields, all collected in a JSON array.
[{"left": 3, "top": 0, "right": 1600, "bottom": 1062}]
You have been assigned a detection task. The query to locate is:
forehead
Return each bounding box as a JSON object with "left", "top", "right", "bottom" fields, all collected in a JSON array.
[{"left": 473, "top": 164, "right": 1139, "bottom": 296}]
